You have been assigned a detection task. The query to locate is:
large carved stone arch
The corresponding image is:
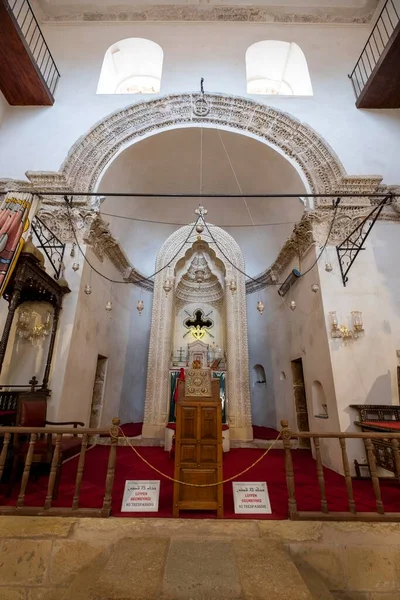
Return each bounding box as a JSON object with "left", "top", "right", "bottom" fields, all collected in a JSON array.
[
  {"left": 143, "top": 222, "right": 252, "bottom": 441},
  {"left": 26, "top": 92, "right": 382, "bottom": 198}
]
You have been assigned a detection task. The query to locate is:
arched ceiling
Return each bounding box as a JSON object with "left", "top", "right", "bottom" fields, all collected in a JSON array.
[{"left": 98, "top": 127, "right": 306, "bottom": 228}]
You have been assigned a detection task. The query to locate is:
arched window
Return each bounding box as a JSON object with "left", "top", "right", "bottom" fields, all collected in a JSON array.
[
  {"left": 97, "top": 38, "right": 163, "bottom": 95},
  {"left": 246, "top": 41, "right": 313, "bottom": 96},
  {"left": 253, "top": 364, "right": 266, "bottom": 386}
]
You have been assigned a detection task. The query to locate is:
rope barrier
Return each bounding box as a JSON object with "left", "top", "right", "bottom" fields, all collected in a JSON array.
[{"left": 112, "top": 426, "right": 282, "bottom": 488}]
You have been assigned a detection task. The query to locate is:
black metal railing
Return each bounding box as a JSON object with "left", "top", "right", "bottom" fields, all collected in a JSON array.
[
  {"left": 6, "top": 0, "right": 60, "bottom": 97},
  {"left": 349, "top": 0, "right": 400, "bottom": 100},
  {"left": 31, "top": 216, "right": 66, "bottom": 280}
]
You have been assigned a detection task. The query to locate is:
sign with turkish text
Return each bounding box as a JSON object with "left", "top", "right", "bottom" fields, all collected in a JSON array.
[
  {"left": 121, "top": 480, "right": 160, "bottom": 512},
  {"left": 232, "top": 482, "right": 272, "bottom": 514}
]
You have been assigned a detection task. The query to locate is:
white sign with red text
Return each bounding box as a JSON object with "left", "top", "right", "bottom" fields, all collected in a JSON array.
[
  {"left": 232, "top": 482, "right": 272, "bottom": 514},
  {"left": 121, "top": 480, "right": 160, "bottom": 512}
]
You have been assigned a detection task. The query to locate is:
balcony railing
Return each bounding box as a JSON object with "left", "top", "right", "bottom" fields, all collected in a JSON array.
[
  {"left": 6, "top": 0, "right": 60, "bottom": 97},
  {"left": 349, "top": 0, "right": 400, "bottom": 101}
]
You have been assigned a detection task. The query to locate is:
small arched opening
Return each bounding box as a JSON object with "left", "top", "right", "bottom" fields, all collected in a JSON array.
[
  {"left": 97, "top": 38, "right": 163, "bottom": 95},
  {"left": 312, "top": 380, "right": 329, "bottom": 418},
  {"left": 246, "top": 40, "right": 313, "bottom": 96},
  {"left": 253, "top": 364, "right": 266, "bottom": 387}
]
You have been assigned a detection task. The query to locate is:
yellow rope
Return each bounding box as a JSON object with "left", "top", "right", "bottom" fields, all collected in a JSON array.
[{"left": 115, "top": 427, "right": 282, "bottom": 488}]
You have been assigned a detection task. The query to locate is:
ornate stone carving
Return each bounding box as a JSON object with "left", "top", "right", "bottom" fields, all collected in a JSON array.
[
  {"left": 23, "top": 93, "right": 384, "bottom": 199},
  {"left": 2, "top": 93, "right": 398, "bottom": 296},
  {"left": 143, "top": 223, "right": 252, "bottom": 440},
  {"left": 34, "top": 1, "right": 377, "bottom": 24}
]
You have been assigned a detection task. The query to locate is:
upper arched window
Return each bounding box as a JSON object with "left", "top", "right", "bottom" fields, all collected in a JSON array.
[
  {"left": 246, "top": 41, "right": 313, "bottom": 96},
  {"left": 97, "top": 38, "right": 163, "bottom": 95}
]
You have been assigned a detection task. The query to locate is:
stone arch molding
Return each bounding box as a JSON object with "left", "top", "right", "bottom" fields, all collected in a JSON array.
[
  {"left": 26, "top": 92, "right": 382, "bottom": 199},
  {"left": 142, "top": 222, "right": 252, "bottom": 442}
]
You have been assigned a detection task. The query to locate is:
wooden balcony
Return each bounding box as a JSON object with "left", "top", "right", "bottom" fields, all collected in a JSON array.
[
  {"left": 0, "top": 0, "right": 60, "bottom": 106},
  {"left": 350, "top": 0, "right": 400, "bottom": 109}
]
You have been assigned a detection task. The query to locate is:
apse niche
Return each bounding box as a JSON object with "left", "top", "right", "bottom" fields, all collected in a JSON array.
[{"left": 173, "top": 241, "right": 226, "bottom": 358}]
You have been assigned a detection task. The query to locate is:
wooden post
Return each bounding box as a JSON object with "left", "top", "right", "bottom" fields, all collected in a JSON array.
[
  {"left": 101, "top": 418, "right": 120, "bottom": 517},
  {"left": 391, "top": 438, "right": 400, "bottom": 482},
  {"left": 0, "top": 433, "right": 11, "bottom": 482},
  {"left": 365, "top": 438, "right": 385, "bottom": 515},
  {"left": 17, "top": 433, "right": 36, "bottom": 508},
  {"left": 72, "top": 433, "right": 88, "bottom": 510},
  {"left": 280, "top": 420, "right": 298, "bottom": 519},
  {"left": 314, "top": 437, "right": 328, "bottom": 513},
  {"left": 0, "top": 288, "right": 21, "bottom": 375},
  {"left": 42, "top": 305, "right": 60, "bottom": 389},
  {"left": 44, "top": 433, "right": 62, "bottom": 509},
  {"left": 339, "top": 438, "right": 356, "bottom": 514}
]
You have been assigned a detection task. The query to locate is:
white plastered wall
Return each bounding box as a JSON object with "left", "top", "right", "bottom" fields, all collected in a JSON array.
[{"left": 0, "top": 22, "right": 399, "bottom": 183}]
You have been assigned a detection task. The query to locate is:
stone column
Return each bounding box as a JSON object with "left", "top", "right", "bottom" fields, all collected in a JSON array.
[
  {"left": 142, "top": 276, "right": 175, "bottom": 439},
  {"left": 225, "top": 269, "right": 253, "bottom": 441}
]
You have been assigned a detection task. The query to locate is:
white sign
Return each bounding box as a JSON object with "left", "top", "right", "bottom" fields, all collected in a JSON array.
[
  {"left": 121, "top": 480, "right": 160, "bottom": 512},
  {"left": 232, "top": 482, "right": 272, "bottom": 514}
]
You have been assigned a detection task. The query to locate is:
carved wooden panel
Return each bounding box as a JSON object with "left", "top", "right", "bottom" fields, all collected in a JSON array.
[
  {"left": 181, "top": 407, "right": 197, "bottom": 439},
  {"left": 200, "top": 407, "right": 218, "bottom": 440},
  {"left": 199, "top": 444, "right": 217, "bottom": 464},
  {"left": 179, "top": 468, "right": 218, "bottom": 503},
  {"left": 180, "top": 444, "right": 197, "bottom": 464}
]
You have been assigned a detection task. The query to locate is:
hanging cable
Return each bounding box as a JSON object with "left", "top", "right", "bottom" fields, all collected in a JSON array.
[
  {"left": 64, "top": 197, "right": 200, "bottom": 286},
  {"left": 100, "top": 210, "right": 298, "bottom": 228}
]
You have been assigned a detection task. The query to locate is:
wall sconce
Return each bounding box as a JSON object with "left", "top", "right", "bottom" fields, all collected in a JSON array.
[{"left": 329, "top": 311, "right": 364, "bottom": 343}]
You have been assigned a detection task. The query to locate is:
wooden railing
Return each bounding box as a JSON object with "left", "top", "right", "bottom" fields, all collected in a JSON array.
[
  {"left": 281, "top": 420, "right": 400, "bottom": 522},
  {"left": 0, "top": 419, "right": 119, "bottom": 517},
  {"left": 6, "top": 0, "right": 60, "bottom": 97},
  {"left": 349, "top": 0, "right": 400, "bottom": 101}
]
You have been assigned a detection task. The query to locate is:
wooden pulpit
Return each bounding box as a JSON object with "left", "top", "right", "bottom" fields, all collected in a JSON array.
[{"left": 173, "top": 369, "right": 223, "bottom": 518}]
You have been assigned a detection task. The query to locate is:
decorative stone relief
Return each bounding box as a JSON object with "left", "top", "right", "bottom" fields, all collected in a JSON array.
[
  {"left": 2, "top": 93, "right": 398, "bottom": 295},
  {"left": 34, "top": 1, "right": 377, "bottom": 24},
  {"left": 22, "top": 93, "right": 384, "bottom": 199},
  {"left": 143, "top": 223, "right": 251, "bottom": 439}
]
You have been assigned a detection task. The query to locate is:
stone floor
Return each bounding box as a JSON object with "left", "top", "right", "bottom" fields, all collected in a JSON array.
[{"left": 0, "top": 518, "right": 399, "bottom": 600}]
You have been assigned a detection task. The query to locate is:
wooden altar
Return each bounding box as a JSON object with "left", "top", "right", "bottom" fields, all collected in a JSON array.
[{"left": 173, "top": 368, "right": 223, "bottom": 517}]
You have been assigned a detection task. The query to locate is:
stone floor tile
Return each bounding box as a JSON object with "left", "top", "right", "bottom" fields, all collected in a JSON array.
[
  {"left": 233, "top": 539, "right": 313, "bottom": 600},
  {"left": 289, "top": 543, "right": 346, "bottom": 591},
  {"left": 0, "top": 539, "right": 52, "bottom": 585},
  {"left": 49, "top": 539, "right": 109, "bottom": 584},
  {"left": 258, "top": 521, "right": 323, "bottom": 542},
  {"left": 0, "top": 517, "right": 75, "bottom": 539},
  {"left": 0, "top": 589, "right": 27, "bottom": 600},
  {"left": 345, "top": 547, "right": 395, "bottom": 592},
  {"left": 162, "top": 538, "right": 242, "bottom": 600},
  {"left": 80, "top": 537, "right": 168, "bottom": 600}
]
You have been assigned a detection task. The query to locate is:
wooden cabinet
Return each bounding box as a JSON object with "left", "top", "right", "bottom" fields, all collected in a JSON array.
[{"left": 173, "top": 380, "right": 223, "bottom": 517}]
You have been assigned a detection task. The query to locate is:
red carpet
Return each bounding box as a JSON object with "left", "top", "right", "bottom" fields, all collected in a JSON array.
[
  {"left": 252, "top": 425, "right": 279, "bottom": 440},
  {"left": 2, "top": 446, "right": 400, "bottom": 519},
  {"left": 120, "top": 422, "right": 143, "bottom": 437}
]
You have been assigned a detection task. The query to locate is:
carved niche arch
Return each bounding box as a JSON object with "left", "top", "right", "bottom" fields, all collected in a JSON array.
[
  {"left": 26, "top": 92, "right": 382, "bottom": 199},
  {"left": 142, "top": 222, "right": 252, "bottom": 442}
]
